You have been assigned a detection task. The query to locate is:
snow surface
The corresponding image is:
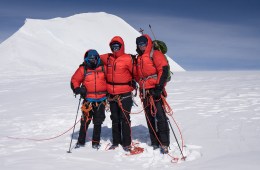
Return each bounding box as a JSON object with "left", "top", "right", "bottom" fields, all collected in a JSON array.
[
  {"left": 0, "top": 12, "right": 184, "bottom": 76},
  {"left": 0, "top": 71, "right": 260, "bottom": 170}
]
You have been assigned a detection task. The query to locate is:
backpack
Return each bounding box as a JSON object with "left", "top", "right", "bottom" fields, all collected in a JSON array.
[
  {"left": 151, "top": 40, "right": 172, "bottom": 82},
  {"left": 153, "top": 40, "right": 167, "bottom": 54}
]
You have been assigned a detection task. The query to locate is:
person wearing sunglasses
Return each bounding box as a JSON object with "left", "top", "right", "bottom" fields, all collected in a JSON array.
[
  {"left": 135, "top": 34, "right": 170, "bottom": 154},
  {"left": 100, "top": 36, "right": 136, "bottom": 152},
  {"left": 71, "top": 49, "right": 107, "bottom": 149}
]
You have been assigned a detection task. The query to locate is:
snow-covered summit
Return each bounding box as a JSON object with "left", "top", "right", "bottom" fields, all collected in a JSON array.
[{"left": 0, "top": 12, "right": 185, "bottom": 75}]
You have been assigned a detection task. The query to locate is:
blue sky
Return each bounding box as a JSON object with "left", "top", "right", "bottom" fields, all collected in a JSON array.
[{"left": 0, "top": 0, "right": 260, "bottom": 71}]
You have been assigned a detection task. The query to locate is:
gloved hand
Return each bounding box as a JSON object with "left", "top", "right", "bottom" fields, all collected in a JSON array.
[
  {"left": 131, "top": 80, "right": 138, "bottom": 97},
  {"left": 131, "top": 80, "right": 138, "bottom": 89},
  {"left": 74, "top": 86, "right": 87, "bottom": 98},
  {"left": 151, "top": 84, "right": 163, "bottom": 99}
]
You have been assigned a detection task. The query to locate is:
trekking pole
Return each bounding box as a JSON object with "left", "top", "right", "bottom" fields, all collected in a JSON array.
[
  {"left": 149, "top": 24, "right": 157, "bottom": 40},
  {"left": 67, "top": 97, "right": 82, "bottom": 153},
  {"left": 149, "top": 25, "right": 172, "bottom": 78},
  {"left": 167, "top": 117, "right": 185, "bottom": 159},
  {"left": 149, "top": 24, "right": 162, "bottom": 52}
]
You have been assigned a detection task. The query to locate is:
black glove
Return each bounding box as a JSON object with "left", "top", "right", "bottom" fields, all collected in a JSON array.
[
  {"left": 74, "top": 86, "right": 87, "bottom": 98},
  {"left": 131, "top": 80, "right": 138, "bottom": 97},
  {"left": 131, "top": 80, "right": 138, "bottom": 89},
  {"left": 151, "top": 84, "right": 163, "bottom": 99}
]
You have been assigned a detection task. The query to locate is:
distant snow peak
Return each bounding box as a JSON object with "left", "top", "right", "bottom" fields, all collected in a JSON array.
[{"left": 0, "top": 12, "right": 185, "bottom": 76}]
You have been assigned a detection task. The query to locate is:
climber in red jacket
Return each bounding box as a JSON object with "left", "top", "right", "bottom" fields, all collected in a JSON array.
[
  {"left": 71, "top": 49, "right": 107, "bottom": 149},
  {"left": 100, "top": 36, "right": 136, "bottom": 152},
  {"left": 135, "top": 34, "right": 170, "bottom": 154}
]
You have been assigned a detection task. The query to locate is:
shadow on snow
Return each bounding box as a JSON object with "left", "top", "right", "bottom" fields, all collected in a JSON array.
[{"left": 70, "top": 125, "right": 150, "bottom": 144}]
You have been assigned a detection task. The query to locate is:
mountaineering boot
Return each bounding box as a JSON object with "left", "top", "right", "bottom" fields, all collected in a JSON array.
[
  {"left": 92, "top": 143, "right": 101, "bottom": 150},
  {"left": 160, "top": 145, "right": 169, "bottom": 154},
  {"left": 75, "top": 142, "right": 85, "bottom": 149},
  {"left": 151, "top": 144, "right": 159, "bottom": 150},
  {"left": 108, "top": 144, "right": 119, "bottom": 150},
  {"left": 123, "top": 146, "right": 132, "bottom": 152}
]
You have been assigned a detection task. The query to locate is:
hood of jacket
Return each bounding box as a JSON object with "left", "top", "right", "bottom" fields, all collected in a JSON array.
[
  {"left": 139, "top": 34, "right": 153, "bottom": 57},
  {"left": 109, "top": 36, "right": 125, "bottom": 58}
]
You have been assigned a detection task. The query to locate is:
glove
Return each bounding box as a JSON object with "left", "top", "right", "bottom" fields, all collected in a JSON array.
[
  {"left": 151, "top": 84, "right": 163, "bottom": 99},
  {"left": 74, "top": 86, "right": 87, "bottom": 98},
  {"left": 131, "top": 80, "right": 138, "bottom": 89},
  {"left": 131, "top": 80, "right": 138, "bottom": 97}
]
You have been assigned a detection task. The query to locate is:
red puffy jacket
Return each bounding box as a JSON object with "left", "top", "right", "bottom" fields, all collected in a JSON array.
[
  {"left": 100, "top": 36, "right": 134, "bottom": 95},
  {"left": 135, "top": 34, "right": 168, "bottom": 90},
  {"left": 71, "top": 65, "right": 107, "bottom": 99}
]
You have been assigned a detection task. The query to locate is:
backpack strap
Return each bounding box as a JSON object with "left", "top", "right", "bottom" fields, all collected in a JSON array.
[
  {"left": 130, "top": 54, "right": 138, "bottom": 97},
  {"left": 149, "top": 48, "right": 154, "bottom": 61},
  {"left": 107, "top": 53, "right": 112, "bottom": 66},
  {"left": 130, "top": 54, "right": 137, "bottom": 79},
  {"left": 100, "top": 63, "right": 106, "bottom": 80},
  {"left": 83, "top": 64, "right": 88, "bottom": 83},
  {"left": 149, "top": 50, "right": 172, "bottom": 83}
]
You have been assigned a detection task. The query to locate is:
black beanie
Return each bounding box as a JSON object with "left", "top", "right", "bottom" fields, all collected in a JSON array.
[{"left": 136, "top": 36, "right": 148, "bottom": 45}]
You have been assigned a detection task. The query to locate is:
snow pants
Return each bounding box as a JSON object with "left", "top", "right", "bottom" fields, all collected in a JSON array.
[
  {"left": 109, "top": 92, "right": 133, "bottom": 147},
  {"left": 78, "top": 101, "right": 106, "bottom": 145}
]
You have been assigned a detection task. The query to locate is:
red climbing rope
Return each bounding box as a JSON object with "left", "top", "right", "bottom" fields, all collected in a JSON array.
[{"left": 7, "top": 119, "right": 81, "bottom": 141}]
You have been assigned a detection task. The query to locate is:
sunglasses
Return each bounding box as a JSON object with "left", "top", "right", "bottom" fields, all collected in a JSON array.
[
  {"left": 110, "top": 43, "right": 121, "bottom": 52},
  {"left": 85, "top": 55, "right": 98, "bottom": 63},
  {"left": 137, "top": 42, "right": 147, "bottom": 48}
]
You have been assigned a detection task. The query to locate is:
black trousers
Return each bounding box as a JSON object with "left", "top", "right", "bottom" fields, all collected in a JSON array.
[
  {"left": 109, "top": 92, "right": 133, "bottom": 147},
  {"left": 78, "top": 101, "right": 106, "bottom": 145},
  {"left": 143, "top": 94, "right": 170, "bottom": 146}
]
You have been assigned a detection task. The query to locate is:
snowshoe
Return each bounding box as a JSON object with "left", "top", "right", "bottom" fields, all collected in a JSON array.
[{"left": 126, "top": 146, "right": 144, "bottom": 155}]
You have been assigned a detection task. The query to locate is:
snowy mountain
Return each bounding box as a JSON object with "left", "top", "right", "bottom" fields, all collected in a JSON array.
[{"left": 0, "top": 12, "right": 185, "bottom": 76}]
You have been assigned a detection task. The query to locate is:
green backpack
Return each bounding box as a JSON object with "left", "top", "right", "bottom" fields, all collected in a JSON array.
[
  {"left": 151, "top": 40, "right": 172, "bottom": 82},
  {"left": 153, "top": 40, "right": 167, "bottom": 54}
]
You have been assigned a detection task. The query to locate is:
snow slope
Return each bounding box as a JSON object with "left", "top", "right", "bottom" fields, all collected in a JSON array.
[
  {"left": 0, "top": 12, "right": 185, "bottom": 76},
  {"left": 0, "top": 71, "right": 260, "bottom": 170}
]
